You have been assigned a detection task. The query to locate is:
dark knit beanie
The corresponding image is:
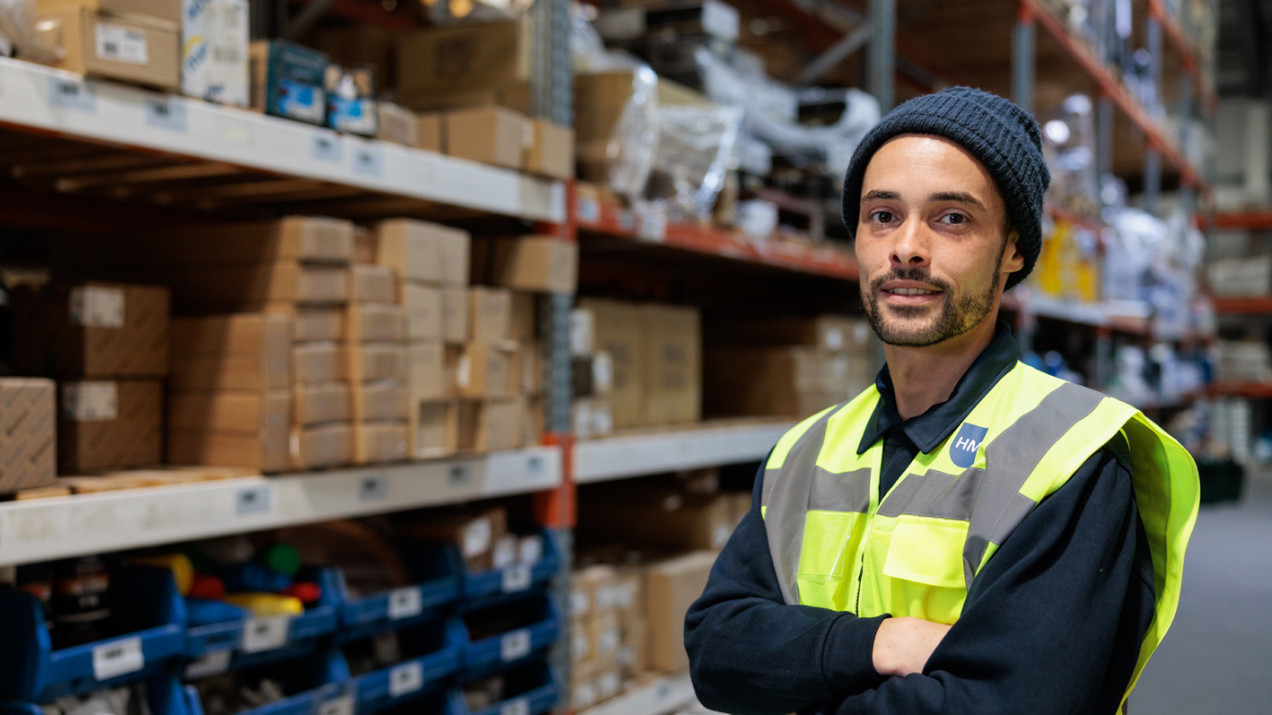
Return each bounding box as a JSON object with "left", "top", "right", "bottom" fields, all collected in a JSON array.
[{"left": 841, "top": 87, "right": 1051, "bottom": 290}]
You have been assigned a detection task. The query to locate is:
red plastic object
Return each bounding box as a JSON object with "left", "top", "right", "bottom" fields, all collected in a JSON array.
[
  {"left": 282, "top": 582, "right": 322, "bottom": 604},
  {"left": 189, "top": 573, "right": 226, "bottom": 601}
]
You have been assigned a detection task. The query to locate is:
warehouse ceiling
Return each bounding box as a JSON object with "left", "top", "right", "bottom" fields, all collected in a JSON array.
[{"left": 1217, "top": 0, "right": 1272, "bottom": 96}]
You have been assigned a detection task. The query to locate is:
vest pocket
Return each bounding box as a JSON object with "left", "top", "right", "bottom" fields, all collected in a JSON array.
[
  {"left": 796, "top": 510, "right": 868, "bottom": 611},
  {"left": 878, "top": 517, "right": 969, "bottom": 623}
]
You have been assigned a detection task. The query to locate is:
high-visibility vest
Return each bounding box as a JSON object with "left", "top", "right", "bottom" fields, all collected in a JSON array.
[{"left": 761, "top": 362, "right": 1199, "bottom": 706}]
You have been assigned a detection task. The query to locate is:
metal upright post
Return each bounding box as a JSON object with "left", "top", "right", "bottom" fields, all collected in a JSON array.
[
  {"left": 868, "top": 0, "right": 895, "bottom": 111},
  {"left": 1012, "top": 2, "right": 1035, "bottom": 115},
  {"left": 1143, "top": 14, "right": 1163, "bottom": 215},
  {"left": 1098, "top": 97, "right": 1115, "bottom": 180}
]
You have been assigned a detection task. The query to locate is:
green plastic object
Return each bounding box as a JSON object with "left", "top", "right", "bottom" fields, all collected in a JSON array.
[{"left": 262, "top": 542, "right": 302, "bottom": 577}]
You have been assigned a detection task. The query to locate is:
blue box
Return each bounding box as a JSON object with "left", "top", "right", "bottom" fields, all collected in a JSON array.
[
  {"left": 253, "top": 39, "right": 328, "bottom": 125},
  {"left": 458, "top": 597, "right": 561, "bottom": 681},
  {"left": 456, "top": 530, "right": 562, "bottom": 611},
  {"left": 190, "top": 650, "right": 352, "bottom": 715},
  {"left": 450, "top": 661, "right": 560, "bottom": 715},
  {"left": 0, "top": 568, "right": 186, "bottom": 702},
  {"left": 334, "top": 556, "right": 460, "bottom": 644},
  {"left": 0, "top": 676, "right": 201, "bottom": 715},
  {"left": 183, "top": 568, "right": 339, "bottom": 678},
  {"left": 350, "top": 617, "right": 465, "bottom": 714}
]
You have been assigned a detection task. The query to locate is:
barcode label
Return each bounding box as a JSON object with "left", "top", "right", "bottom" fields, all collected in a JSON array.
[
  {"left": 146, "top": 97, "right": 188, "bottom": 132},
  {"left": 389, "top": 662, "right": 423, "bottom": 697},
  {"left": 240, "top": 616, "right": 290, "bottom": 652},
  {"left": 62, "top": 382, "right": 118, "bottom": 422},
  {"left": 388, "top": 587, "right": 422, "bottom": 620},
  {"left": 501, "top": 698, "right": 530, "bottom": 715},
  {"left": 69, "top": 286, "right": 125, "bottom": 328},
  {"left": 501, "top": 564, "right": 532, "bottom": 593},
  {"left": 93, "top": 637, "right": 144, "bottom": 681},
  {"left": 500, "top": 629, "right": 531, "bottom": 662},
  {"left": 95, "top": 24, "right": 148, "bottom": 65},
  {"left": 49, "top": 78, "right": 96, "bottom": 111},
  {"left": 319, "top": 696, "right": 355, "bottom": 715},
  {"left": 184, "top": 650, "right": 231, "bottom": 679}
]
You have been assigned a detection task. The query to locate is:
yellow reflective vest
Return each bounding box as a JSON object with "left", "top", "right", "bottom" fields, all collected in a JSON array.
[{"left": 760, "top": 362, "right": 1199, "bottom": 706}]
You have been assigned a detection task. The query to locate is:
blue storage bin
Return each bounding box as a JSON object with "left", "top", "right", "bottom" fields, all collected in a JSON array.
[
  {"left": 0, "top": 568, "right": 186, "bottom": 702},
  {"left": 453, "top": 530, "right": 561, "bottom": 611},
  {"left": 189, "top": 650, "right": 352, "bottom": 715},
  {"left": 0, "top": 675, "right": 201, "bottom": 715},
  {"left": 350, "top": 617, "right": 465, "bottom": 714},
  {"left": 183, "top": 568, "right": 340, "bottom": 678},
  {"left": 458, "top": 597, "right": 560, "bottom": 681},
  {"left": 450, "top": 661, "right": 560, "bottom": 715},
  {"left": 334, "top": 554, "right": 460, "bottom": 644}
]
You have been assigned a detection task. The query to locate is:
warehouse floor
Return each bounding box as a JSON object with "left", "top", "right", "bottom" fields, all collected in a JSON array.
[{"left": 1132, "top": 467, "right": 1272, "bottom": 713}]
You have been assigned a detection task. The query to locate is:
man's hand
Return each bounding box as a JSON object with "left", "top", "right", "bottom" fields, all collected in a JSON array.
[{"left": 872, "top": 617, "right": 952, "bottom": 677}]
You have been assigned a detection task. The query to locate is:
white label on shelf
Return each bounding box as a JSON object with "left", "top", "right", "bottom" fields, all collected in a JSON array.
[
  {"left": 312, "top": 133, "right": 343, "bottom": 163},
  {"left": 319, "top": 696, "right": 355, "bottom": 715},
  {"left": 389, "top": 662, "right": 424, "bottom": 697},
  {"left": 239, "top": 616, "right": 290, "bottom": 652},
  {"left": 95, "top": 23, "right": 148, "bottom": 64},
  {"left": 501, "top": 563, "right": 532, "bottom": 593},
  {"left": 145, "top": 97, "right": 188, "bottom": 133},
  {"left": 500, "top": 697, "right": 530, "bottom": 715},
  {"left": 353, "top": 146, "right": 384, "bottom": 178},
  {"left": 500, "top": 628, "right": 532, "bottom": 661},
  {"left": 448, "top": 464, "right": 473, "bottom": 487},
  {"left": 577, "top": 197, "right": 601, "bottom": 224},
  {"left": 62, "top": 382, "right": 118, "bottom": 422},
  {"left": 636, "top": 205, "right": 667, "bottom": 242},
  {"left": 48, "top": 77, "right": 96, "bottom": 112},
  {"left": 69, "top": 286, "right": 125, "bottom": 328},
  {"left": 184, "top": 649, "right": 232, "bottom": 679},
  {"left": 92, "top": 637, "right": 143, "bottom": 681},
  {"left": 235, "top": 485, "right": 272, "bottom": 516},
  {"left": 388, "top": 587, "right": 423, "bottom": 620},
  {"left": 359, "top": 475, "right": 388, "bottom": 501}
]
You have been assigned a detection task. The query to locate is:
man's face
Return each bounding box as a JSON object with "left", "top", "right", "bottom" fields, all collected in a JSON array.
[{"left": 854, "top": 134, "right": 1024, "bottom": 348}]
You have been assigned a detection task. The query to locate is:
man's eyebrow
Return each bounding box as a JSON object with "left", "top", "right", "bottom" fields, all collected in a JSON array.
[
  {"left": 861, "top": 190, "right": 900, "bottom": 203},
  {"left": 929, "top": 191, "right": 986, "bottom": 210}
]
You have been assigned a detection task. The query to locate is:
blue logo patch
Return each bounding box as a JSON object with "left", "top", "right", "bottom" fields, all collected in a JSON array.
[{"left": 949, "top": 423, "right": 989, "bottom": 468}]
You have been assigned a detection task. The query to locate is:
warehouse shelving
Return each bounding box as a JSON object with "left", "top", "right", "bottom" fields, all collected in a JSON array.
[
  {"left": 1213, "top": 297, "right": 1272, "bottom": 315},
  {"left": 574, "top": 420, "right": 795, "bottom": 484},
  {"left": 1209, "top": 382, "right": 1272, "bottom": 399},
  {"left": 0, "top": 447, "right": 562, "bottom": 567},
  {"left": 577, "top": 671, "right": 699, "bottom": 715},
  {"left": 0, "top": 58, "right": 565, "bottom": 224},
  {"left": 1211, "top": 212, "right": 1272, "bottom": 230}
]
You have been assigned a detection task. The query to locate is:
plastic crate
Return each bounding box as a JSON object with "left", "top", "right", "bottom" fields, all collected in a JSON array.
[
  {"left": 449, "top": 661, "right": 560, "bottom": 715},
  {"left": 0, "top": 675, "right": 201, "bottom": 715},
  {"left": 183, "top": 568, "right": 340, "bottom": 679},
  {"left": 334, "top": 555, "right": 460, "bottom": 644},
  {"left": 350, "top": 617, "right": 465, "bottom": 714},
  {"left": 0, "top": 568, "right": 186, "bottom": 702},
  {"left": 189, "top": 650, "right": 353, "bottom": 715},
  {"left": 458, "top": 596, "right": 561, "bottom": 681},
  {"left": 451, "top": 530, "right": 561, "bottom": 611}
]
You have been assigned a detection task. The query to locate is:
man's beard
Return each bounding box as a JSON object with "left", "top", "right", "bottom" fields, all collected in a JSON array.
[{"left": 862, "top": 264, "right": 1001, "bottom": 347}]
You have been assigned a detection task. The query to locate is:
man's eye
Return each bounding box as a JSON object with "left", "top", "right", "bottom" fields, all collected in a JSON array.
[
  {"left": 870, "top": 210, "right": 895, "bottom": 223},
  {"left": 940, "top": 213, "right": 967, "bottom": 225}
]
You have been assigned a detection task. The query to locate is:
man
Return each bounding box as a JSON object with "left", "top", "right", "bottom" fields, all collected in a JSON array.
[{"left": 684, "top": 87, "right": 1199, "bottom": 714}]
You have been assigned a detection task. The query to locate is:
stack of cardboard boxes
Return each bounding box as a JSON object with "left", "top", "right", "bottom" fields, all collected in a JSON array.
[
  {"left": 704, "top": 316, "right": 876, "bottom": 418},
  {"left": 14, "top": 282, "right": 170, "bottom": 474},
  {"left": 569, "top": 564, "right": 641, "bottom": 710},
  {"left": 571, "top": 299, "right": 701, "bottom": 436},
  {"left": 0, "top": 380, "right": 58, "bottom": 496},
  {"left": 346, "top": 259, "right": 409, "bottom": 464}
]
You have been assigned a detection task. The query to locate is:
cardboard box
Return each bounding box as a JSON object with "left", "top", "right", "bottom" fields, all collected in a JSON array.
[
  {"left": 409, "top": 399, "right": 457, "bottom": 459},
  {"left": 155, "top": 217, "right": 355, "bottom": 265},
  {"left": 522, "top": 395, "right": 545, "bottom": 448},
  {"left": 163, "top": 263, "right": 350, "bottom": 310},
  {"left": 249, "top": 39, "right": 327, "bottom": 124},
  {"left": 325, "top": 64, "right": 377, "bottom": 136},
  {"left": 58, "top": 379, "right": 162, "bottom": 473},
  {"left": 38, "top": 6, "right": 180, "bottom": 90},
  {"left": 354, "top": 226, "right": 376, "bottom": 264},
  {"left": 168, "top": 389, "right": 290, "bottom": 433},
  {"left": 416, "top": 113, "right": 443, "bottom": 153},
  {"left": 396, "top": 19, "right": 531, "bottom": 95},
  {"left": 350, "top": 264, "right": 397, "bottom": 304},
  {"left": 171, "top": 313, "right": 291, "bottom": 360},
  {"left": 293, "top": 343, "right": 345, "bottom": 384},
  {"left": 457, "top": 398, "right": 522, "bottom": 452},
  {"left": 316, "top": 24, "right": 397, "bottom": 90},
  {"left": 578, "top": 299, "right": 644, "bottom": 430},
  {"left": 590, "top": 612, "right": 622, "bottom": 664},
  {"left": 570, "top": 661, "right": 599, "bottom": 711},
  {"left": 488, "top": 236, "right": 578, "bottom": 294},
  {"left": 445, "top": 107, "right": 531, "bottom": 170},
  {"left": 704, "top": 347, "right": 866, "bottom": 418},
  {"left": 408, "top": 341, "right": 446, "bottom": 402},
  {"left": 402, "top": 284, "right": 443, "bottom": 341},
  {"left": 525, "top": 120, "right": 574, "bottom": 180},
  {"left": 645, "top": 551, "right": 717, "bottom": 673},
  {"left": 397, "top": 507, "right": 507, "bottom": 572},
  {"left": 375, "top": 219, "right": 443, "bottom": 284},
  {"left": 170, "top": 352, "right": 291, "bottom": 392},
  {"left": 293, "top": 382, "right": 351, "bottom": 425},
  {"left": 706, "top": 316, "right": 870, "bottom": 353},
  {"left": 441, "top": 288, "right": 470, "bottom": 344},
  {"left": 40, "top": 0, "right": 181, "bottom": 21},
  {"left": 181, "top": 0, "right": 249, "bottom": 106},
  {"left": 347, "top": 344, "right": 407, "bottom": 383},
  {"left": 452, "top": 343, "right": 515, "bottom": 399},
  {"left": 468, "top": 287, "right": 512, "bottom": 344},
  {"left": 642, "top": 305, "right": 701, "bottom": 426},
  {"left": 352, "top": 380, "right": 408, "bottom": 422},
  {"left": 509, "top": 292, "right": 537, "bottom": 343},
  {"left": 570, "top": 307, "right": 595, "bottom": 357},
  {"left": 288, "top": 422, "right": 352, "bottom": 470},
  {"left": 572, "top": 565, "right": 618, "bottom": 619},
  {"left": 376, "top": 102, "right": 418, "bottom": 146},
  {"left": 353, "top": 421, "right": 408, "bottom": 464},
  {"left": 13, "top": 282, "right": 170, "bottom": 379},
  {"left": 347, "top": 304, "right": 406, "bottom": 343},
  {"left": 581, "top": 492, "right": 733, "bottom": 552},
  {"left": 618, "top": 614, "right": 648, "bottom": 678},
  {"left": 0, "top": 380, "right": 57, "bottom": 493},
  {"left": 519, "top": 342, "right": 543, "bottom": 394},
  {"left": 293, "top": 309, "right": 345, "bottom": 343}
]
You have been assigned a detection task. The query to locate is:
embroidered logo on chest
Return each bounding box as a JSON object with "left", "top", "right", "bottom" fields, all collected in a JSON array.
[{"left": 949, "top": 423, "right": 989, "bottom": 468}]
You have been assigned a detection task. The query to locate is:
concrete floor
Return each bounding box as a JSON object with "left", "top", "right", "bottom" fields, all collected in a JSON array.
[{"left": 1131, "top": 469, "right": 1272, "bottom": 713}]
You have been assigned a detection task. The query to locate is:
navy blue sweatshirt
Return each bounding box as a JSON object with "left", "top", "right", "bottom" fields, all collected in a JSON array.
[{"left": 685, "top": 325, "right": 1156, "bottom": 714}]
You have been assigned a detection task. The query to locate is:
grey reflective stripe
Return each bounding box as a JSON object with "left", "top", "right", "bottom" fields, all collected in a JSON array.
[
  {"left": 875, "top": 467, "right": 986, "bottom": 520},
  {"left": 961, "top": 381, "right": 1108, "bottom": 589},
  {"left": 811, "top": 466, "right": 873, "bottom": 513},
  {"left": 762, "top": 410, "right": 836, "bottom": 605}
]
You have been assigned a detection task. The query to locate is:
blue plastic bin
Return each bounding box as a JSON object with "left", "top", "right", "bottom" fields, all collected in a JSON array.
[
  {"left": 351, "top": 617, "right": 465, "bottom": 714},
  {"left": 334, "top": 555, "right": 460, "bottom": 644},
  {"left": 438, "top": 530, "right": 561, "bottom": 611},
  {"left": 458, "top": 597, "right": 560, "bottom": 681},
  {"left": 450, "top": 661, "right": 560, "bottom": 715},
  {"left": 183, "top": 568, "right": 339, "bottom": 677},
  {"left": 0, "top": 675, "right": 201, "bottom": 715},
  {"left": 189, "top": 650, "right": 352, "bottom": 715},
  {"left": 0, "top": 568, "right": 186, "bottom": 702}
]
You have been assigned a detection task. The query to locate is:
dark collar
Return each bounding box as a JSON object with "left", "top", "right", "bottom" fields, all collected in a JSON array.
[{"left": 859, "top": 322, "right": 1020, "bottom": 455}]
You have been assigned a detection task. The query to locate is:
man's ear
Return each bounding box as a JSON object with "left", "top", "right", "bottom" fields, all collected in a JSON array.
[{"left": 1001, "top": 229, "right": 1025, "bottom": 273}]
